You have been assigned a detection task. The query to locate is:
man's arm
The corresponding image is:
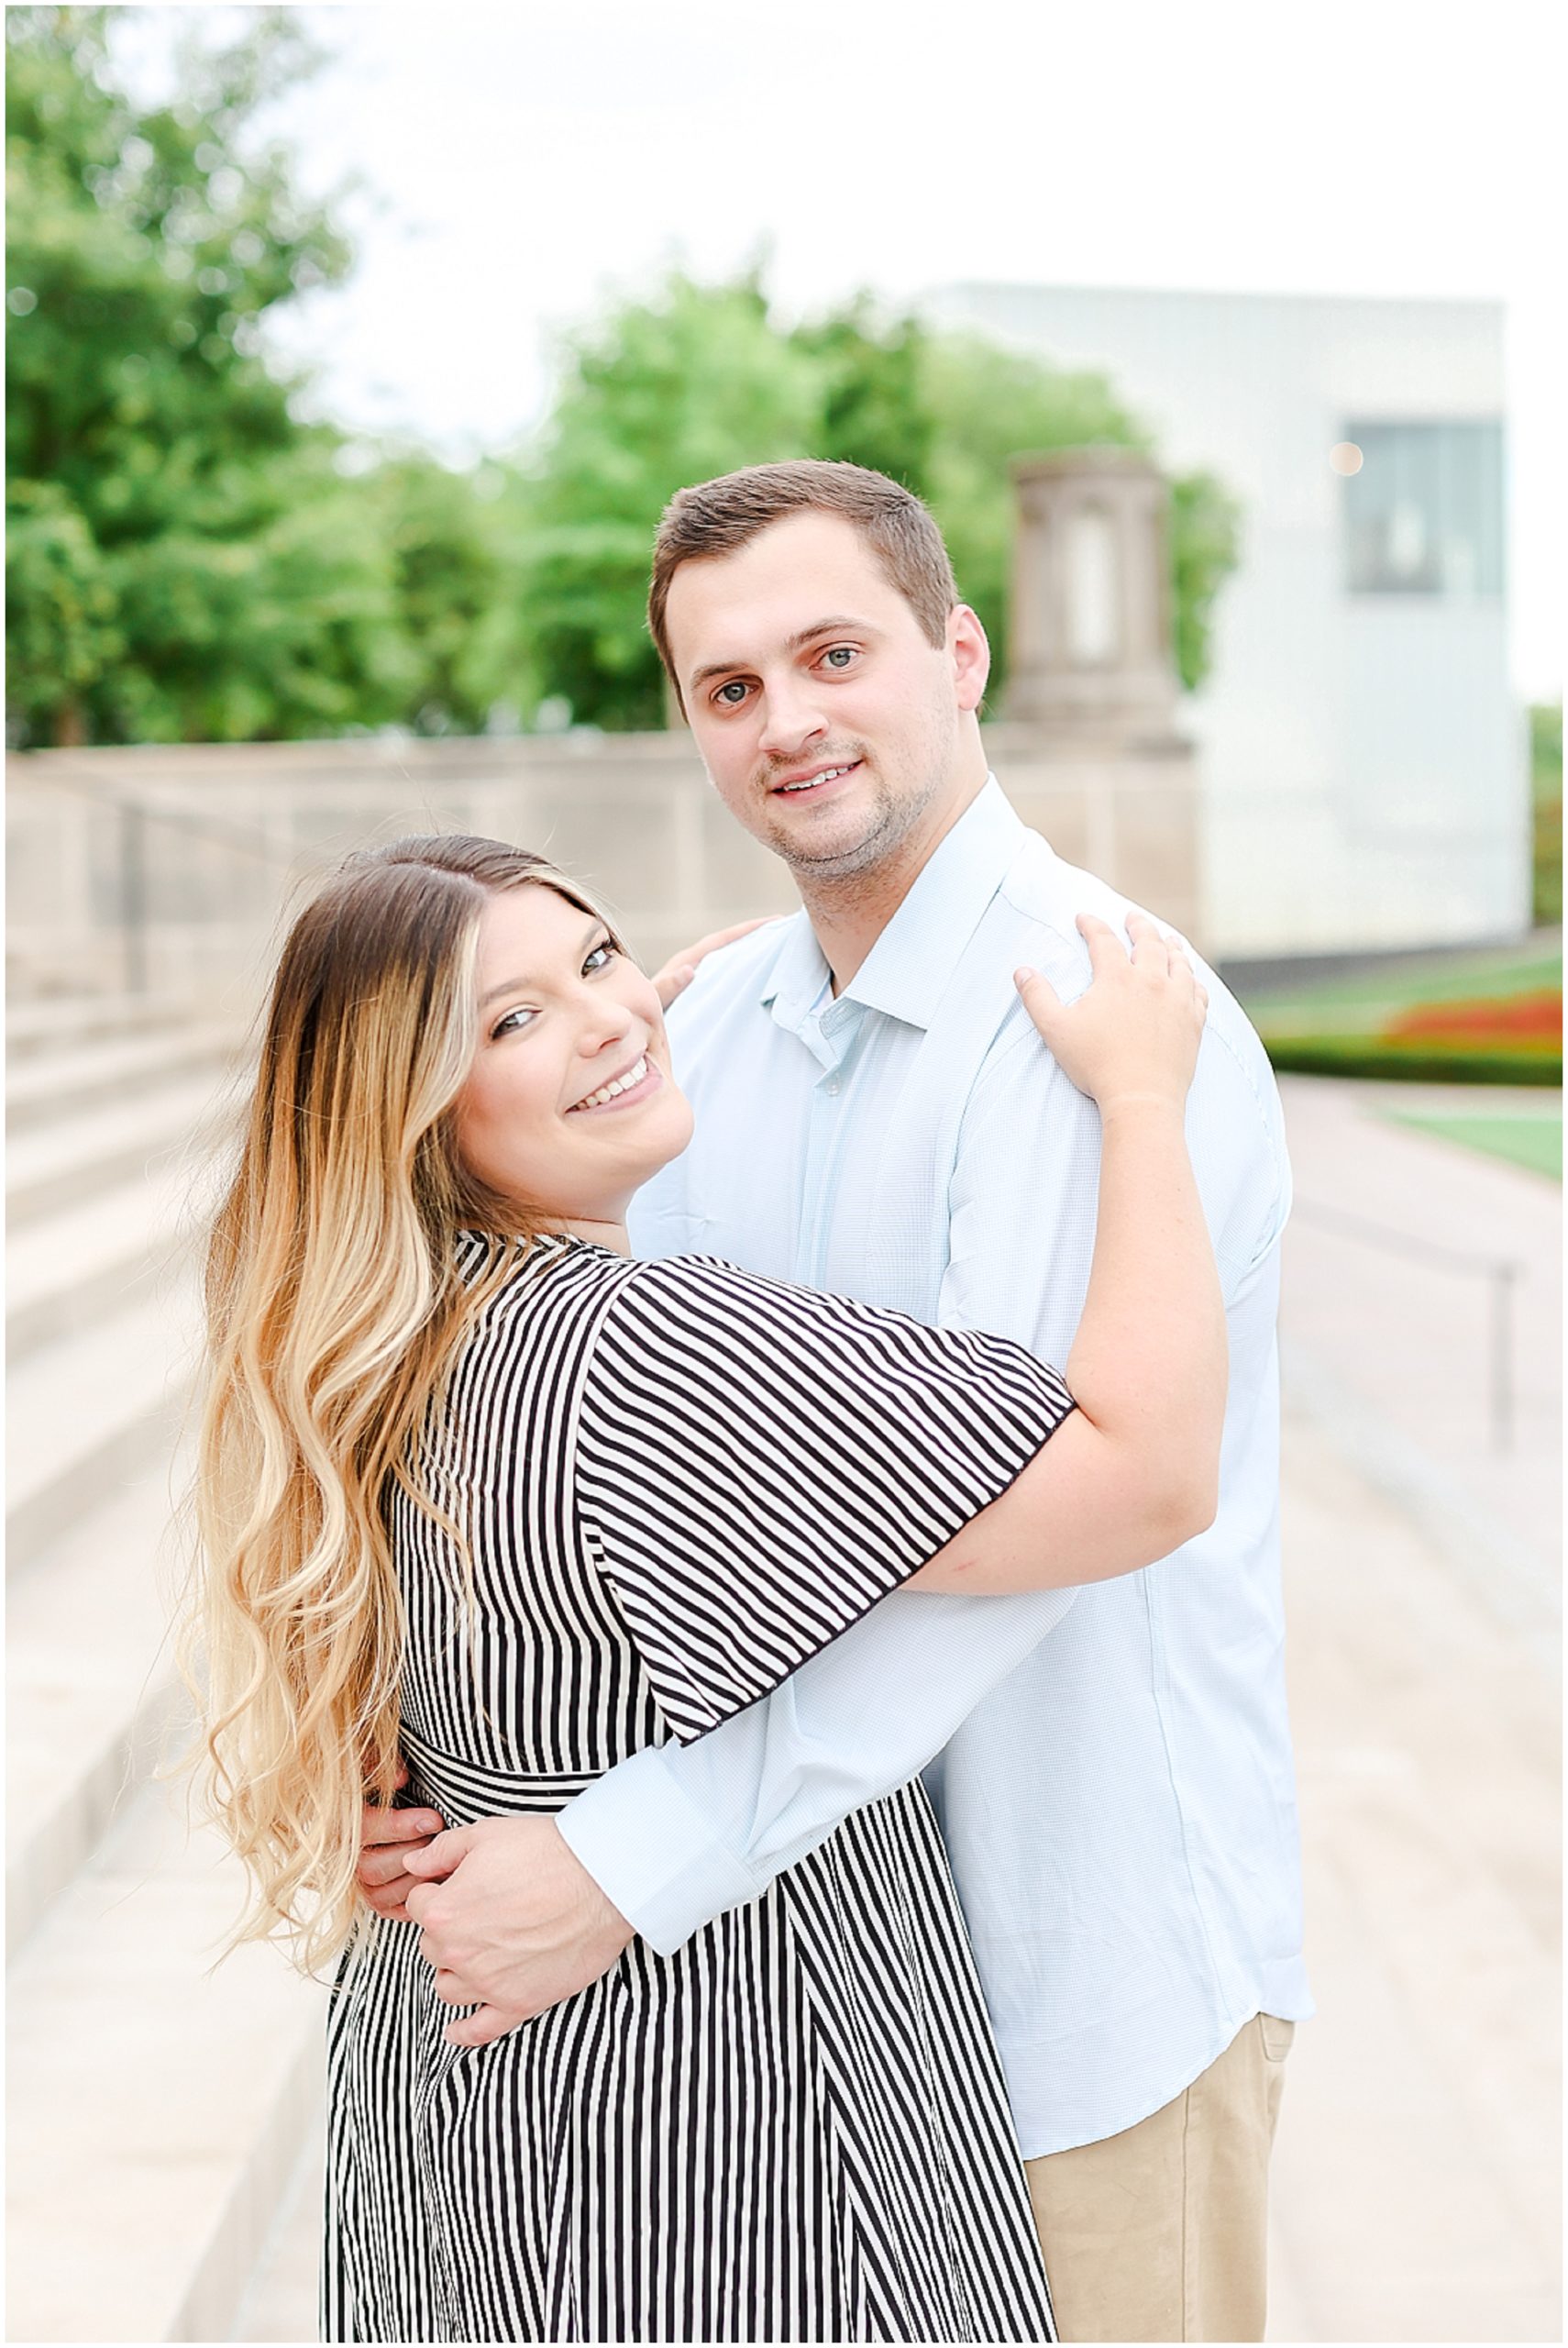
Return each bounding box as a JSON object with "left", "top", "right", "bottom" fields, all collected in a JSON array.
[{"left": 401, "top": 1584, "right": 1074, "bottom": 2043}]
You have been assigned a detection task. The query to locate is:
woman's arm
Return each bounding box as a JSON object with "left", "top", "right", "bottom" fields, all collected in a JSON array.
[{"left": 911, "top": 914, "right": 1226, "bottom": 1595}]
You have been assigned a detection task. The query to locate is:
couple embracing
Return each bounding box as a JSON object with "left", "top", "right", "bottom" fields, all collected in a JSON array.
[{"left": 193, "top": 461, "right": 1309, "bottom": 2345}]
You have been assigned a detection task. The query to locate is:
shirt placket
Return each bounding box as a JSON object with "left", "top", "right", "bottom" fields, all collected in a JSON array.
[{"left": 794, "top": 997, "right": 868, "bottom": 1291}]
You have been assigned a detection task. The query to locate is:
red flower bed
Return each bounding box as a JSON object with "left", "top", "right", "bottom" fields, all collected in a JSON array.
[{"left": 1386, "top": 990, "right": 1562, "bottom": 1048}]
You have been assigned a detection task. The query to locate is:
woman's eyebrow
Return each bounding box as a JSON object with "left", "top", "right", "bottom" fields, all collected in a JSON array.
[{"left": 480, "top": 919, "right": 605, "bottom": 1006}]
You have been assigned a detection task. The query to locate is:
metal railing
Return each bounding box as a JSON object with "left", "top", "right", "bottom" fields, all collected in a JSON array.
[{"left": 1290, "top": 1200, "right": 1524, "bottom": 1453}]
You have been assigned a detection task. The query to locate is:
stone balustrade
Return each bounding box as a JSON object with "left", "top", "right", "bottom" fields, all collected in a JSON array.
[{"left": 6, "top": 725, "right": 1203, "bottom": 1008}]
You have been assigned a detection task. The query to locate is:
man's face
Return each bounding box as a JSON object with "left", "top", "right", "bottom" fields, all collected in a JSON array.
[{"left": 664, "top": 512, "right": 988, "bottom": 883}]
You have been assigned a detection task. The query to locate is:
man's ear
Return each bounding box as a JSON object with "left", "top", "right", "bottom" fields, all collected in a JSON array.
[{"left": 949, "top": 604, "right": 991, "bottom": 714}]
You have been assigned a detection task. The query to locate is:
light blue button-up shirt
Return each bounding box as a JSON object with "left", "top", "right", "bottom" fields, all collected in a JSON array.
[{"left": 560, "top": 779, "right": 1311, "bottom": 2156}]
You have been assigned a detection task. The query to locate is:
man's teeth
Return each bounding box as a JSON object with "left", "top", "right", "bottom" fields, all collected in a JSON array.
[
  {"left": 782, "top": 763, "right": 856, "bottom": 792},
  {"left": 571, "top": 1054, "right": 648, "bottom": 1112}
]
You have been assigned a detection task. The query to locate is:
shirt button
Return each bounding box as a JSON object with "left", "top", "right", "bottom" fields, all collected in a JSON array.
[{"left": 824, "top": 1078, "right": 841, "bottom": 1097}]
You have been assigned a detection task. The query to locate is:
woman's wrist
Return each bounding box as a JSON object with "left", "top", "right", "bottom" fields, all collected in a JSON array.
[{"left": 1095, "top": 1090, "right": 1189, "bottom": 1120}]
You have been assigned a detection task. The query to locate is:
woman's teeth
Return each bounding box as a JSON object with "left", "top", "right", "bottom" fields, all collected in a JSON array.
[{"left": 569, "top": 1054, "right": 648, "bottom": 1112}]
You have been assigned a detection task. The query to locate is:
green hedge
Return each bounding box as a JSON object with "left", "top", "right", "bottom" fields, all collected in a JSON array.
[{"left": 1264, "top": 1036, "right": 1562, "bottom": 1086}]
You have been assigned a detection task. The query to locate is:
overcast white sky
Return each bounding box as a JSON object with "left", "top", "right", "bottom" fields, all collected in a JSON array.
[{"left": 114, "top": 2, "right": 1563, "bottom": 696}]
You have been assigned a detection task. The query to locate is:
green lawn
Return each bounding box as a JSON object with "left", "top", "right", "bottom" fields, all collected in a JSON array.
[{"left": 1386, "top": 1106, "right": 1562, "bottom": 1180}]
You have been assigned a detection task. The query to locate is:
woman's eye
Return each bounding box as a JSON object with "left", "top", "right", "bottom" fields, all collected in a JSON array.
[
  {"left": 491, "top": 1005, "right": 536, "bottom": 1040},
  {"left": 821, "top": 645, "right": 856, "bottom": 670},
  {"left": 583, "top": 942, "right": 614, "bottom": 975}
]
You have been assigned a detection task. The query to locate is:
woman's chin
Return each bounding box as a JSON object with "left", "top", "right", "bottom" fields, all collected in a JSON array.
[{"left": 625, "top": 1101, "right": 696, "bottom": 1191}]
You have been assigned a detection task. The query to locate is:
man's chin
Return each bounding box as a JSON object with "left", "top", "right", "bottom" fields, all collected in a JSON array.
[{"left": 767, "top": 805, "right": 896, "bottom": 880}]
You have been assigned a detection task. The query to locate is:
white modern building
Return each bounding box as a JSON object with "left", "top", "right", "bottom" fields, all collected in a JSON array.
[{"left": 922, "top": 283, "right": 1528, "bottom": 961}]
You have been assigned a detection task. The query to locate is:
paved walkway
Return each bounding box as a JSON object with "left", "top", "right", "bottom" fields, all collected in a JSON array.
[
  {"left": 1267, "top": 1080, "right": 1560, "bottom": 2342},
  {"left": 237, "top": 1079, "right": 1562, "bottom": 2344},
  {"left": 1275, "top": 1078, "right": 1560, "bottom": 1651}
]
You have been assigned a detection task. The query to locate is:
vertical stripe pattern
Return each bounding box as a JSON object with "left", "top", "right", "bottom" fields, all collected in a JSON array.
[{"left": 326, "top": 1235, "right": 1069, "bottom": 2342}]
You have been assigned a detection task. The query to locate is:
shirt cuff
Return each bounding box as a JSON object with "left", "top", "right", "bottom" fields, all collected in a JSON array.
[{"left": 555, "top": 1745, "right": 763, "bottom": 1956}]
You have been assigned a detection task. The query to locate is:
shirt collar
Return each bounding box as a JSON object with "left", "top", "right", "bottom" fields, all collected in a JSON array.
[{"left": 758, "top": 776, "right": 1024, "bottom": 1035}]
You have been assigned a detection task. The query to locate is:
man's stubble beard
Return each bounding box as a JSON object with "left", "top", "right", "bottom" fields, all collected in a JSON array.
[{"left": 756, "top": 700, "right": 960, "bottom": 905}]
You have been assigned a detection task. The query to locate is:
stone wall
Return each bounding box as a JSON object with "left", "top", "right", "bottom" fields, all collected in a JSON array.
[{"left": 5, "top": 729, "right": 1202, "bottom": 1006}]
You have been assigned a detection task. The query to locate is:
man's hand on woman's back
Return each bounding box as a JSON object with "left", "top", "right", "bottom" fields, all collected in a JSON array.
[
  {"left": 403, "top": 1817, "right": 635, "bottom": 2048},
  {"left": 357, "top": 1794, "right": 635, "bottom": 2045}
]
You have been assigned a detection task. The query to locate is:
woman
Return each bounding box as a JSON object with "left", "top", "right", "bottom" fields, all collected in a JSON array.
[{"left": 192, "top": 835, "right": 1224, "bottom": 2345}]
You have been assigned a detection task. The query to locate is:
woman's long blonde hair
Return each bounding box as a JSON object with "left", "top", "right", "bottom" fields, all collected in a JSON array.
[{"left": 189, "top": 835, "right": 610, "bottom": 1974}]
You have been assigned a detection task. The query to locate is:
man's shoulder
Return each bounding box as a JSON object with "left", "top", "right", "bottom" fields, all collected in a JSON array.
[
  {"left": 996, "top": 827, "right": 1191, "bottom": 962},
  {"left": 995, "top": 825, "right": 1268, "bottom": 1060},
  {"left": 977, "top": 820, "right": 1281, "bottom": 1146}
]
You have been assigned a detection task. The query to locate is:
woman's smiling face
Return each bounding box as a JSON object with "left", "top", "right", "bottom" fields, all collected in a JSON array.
[{"left": 454, "top": 881, "right": 693, "bottom": 1230}]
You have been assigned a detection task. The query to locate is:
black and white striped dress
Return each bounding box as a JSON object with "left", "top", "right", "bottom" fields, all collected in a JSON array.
[{"left": 326, "top": 1235, "right": 1073, "bottom": 2344}]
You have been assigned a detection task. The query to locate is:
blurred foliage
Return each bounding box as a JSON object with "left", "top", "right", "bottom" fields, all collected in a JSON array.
[
  {"left": 5, "top": 3, "right": 421, "bottom": 741},
  {"left": 6, "top": 9, "right": 1239, "bottom": 746},
  {"left": 512, "top": 279, "right": 1240, "bottom": 728},
  {"left": 364, "top": 451, "right": 517, "bottom": 737},
  {"left": 792, "top": 296, "right": 935, "bottom": 495},
  {"left": 508, "top": 273, "right": 823, "bottom": 731},
  {"left": 1168, "top": 471, "right": 1243, "bottom": 697},
  {"left": 1529, "top": 702, "right": 1562, "bottom": 929}
]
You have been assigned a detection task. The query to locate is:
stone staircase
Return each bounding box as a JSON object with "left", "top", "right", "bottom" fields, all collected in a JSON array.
[{"left": 6, "top": 998, "right": 326, "bottom": 2343}]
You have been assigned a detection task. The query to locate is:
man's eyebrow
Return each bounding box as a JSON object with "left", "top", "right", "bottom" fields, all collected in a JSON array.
[
  {"left": 479, "top": 916, "right": 606, "bottom": 1006},
  {"left": 687, "top": 616, "right": 874, "bottom": 692}
]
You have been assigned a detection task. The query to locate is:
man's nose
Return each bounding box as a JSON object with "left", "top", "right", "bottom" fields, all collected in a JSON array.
[{"left": 756, "top": 674, "right": 827, "bottom": 759}]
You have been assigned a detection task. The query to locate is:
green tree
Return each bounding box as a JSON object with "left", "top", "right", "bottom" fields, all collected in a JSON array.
[
  {"left": 514, "top": 282, "right": 1241, "bottom": 726},
  {"left": 369, "top": 451, "right": 516, "bottom": 736},
  {"left": 1168, "top": 470, "right": 1242, "bottom": 694},
  {"left": 513, "top": 272, "right": 823, "bottom": 731},
  {"left": 789, "top": 296, "right": 934, "bottom": 495},
  {"left": 6, "top": 5, "right": 411, "bottom": 742}
]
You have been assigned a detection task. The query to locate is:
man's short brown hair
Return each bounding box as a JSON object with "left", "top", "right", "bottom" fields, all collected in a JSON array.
[{"left": 647, "top": 460, "right": 958, "bottom": 702}]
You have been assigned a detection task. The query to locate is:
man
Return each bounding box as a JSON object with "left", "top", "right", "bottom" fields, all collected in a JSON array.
[{"left": 364, "top": 461, "right": 1310, "bottom": 2342}]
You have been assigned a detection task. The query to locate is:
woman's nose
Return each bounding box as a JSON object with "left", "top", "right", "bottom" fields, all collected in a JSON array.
[{"left": 579, "top": 999, "right": 635, "bottom": 1055}]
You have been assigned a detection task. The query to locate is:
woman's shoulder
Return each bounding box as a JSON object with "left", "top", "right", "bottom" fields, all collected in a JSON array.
[
  {"left": 609, "top": 1250, "right": 838, "bottom": 1324},
  {"left": 453, "top": 1229, "right": 644, "bottom": 1335},
  {"left": 591, "top": 1252, "right": 955, "bottom": 1378}
]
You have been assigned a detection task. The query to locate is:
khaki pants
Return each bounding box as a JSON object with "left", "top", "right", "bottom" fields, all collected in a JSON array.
[{"left": 1025, "top": 2014, "right": 1296, "bottom": 2343}]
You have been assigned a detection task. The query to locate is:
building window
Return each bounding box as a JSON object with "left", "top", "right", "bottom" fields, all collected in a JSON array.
[{"left": 1342, "top": 420, "right": 1504, "bottom": 598}]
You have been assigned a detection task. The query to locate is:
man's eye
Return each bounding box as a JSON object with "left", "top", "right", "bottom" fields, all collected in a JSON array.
[
  {"left": 821, "top": 646, "right": 856, "bottom": 670},
  {"left": 713, "top": 680, "right": 749, "bottom": 706}
]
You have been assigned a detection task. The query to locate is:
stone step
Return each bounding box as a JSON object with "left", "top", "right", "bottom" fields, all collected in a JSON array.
[
  {"left": 6, "top": 1452, "right": 191, "bottom": 1955},
  {"left": 232, "top": 2119, "right": 324, "bottom": 2342},
  {"left": 6, "top": 1023, "right": 240, "bottom": 1134},
  {"left": 5, "top": 1070, "right": 236, "bottom": 1225},
  {"left": 6, "top": 1167, "right": 196, "bottom": 1363},
  {"left": 6, "top": 1283, "right": 200, "bottom": 1567},
  {"left": 5, "top": 993, "right": 208, "bottom": 1062},
  {"left": 6, "top": 1782, "right": 327, "bottom": 2344}
]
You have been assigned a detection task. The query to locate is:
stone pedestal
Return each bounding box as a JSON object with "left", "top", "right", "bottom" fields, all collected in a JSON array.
[
  {"left": 1003, "top": 448, "right": 1204, "bottom": 942},
  {"left": 1007, "top": 447, "right": 1184, "bottom": 753}
]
